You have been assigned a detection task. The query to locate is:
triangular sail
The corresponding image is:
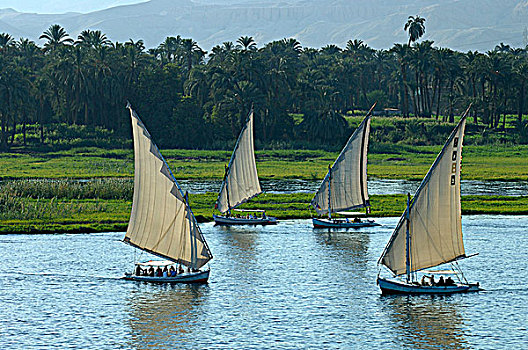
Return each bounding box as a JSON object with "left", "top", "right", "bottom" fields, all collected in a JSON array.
[
  {"left": 311, "top": 113, "right": 372, "bottom": 216},
  {"left": 124, "top": 105, "right": 212, "bottom": 269},
  {"left": 379, "top": 114, "right": 468, "bottom": 276},
  {"left": 216, "top": 110, "right": 262, "bottom": 213}
]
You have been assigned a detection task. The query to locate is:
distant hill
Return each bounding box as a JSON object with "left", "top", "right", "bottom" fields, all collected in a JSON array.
[{"left": 0, "top": 0, "right": 527, "bottom": 51}]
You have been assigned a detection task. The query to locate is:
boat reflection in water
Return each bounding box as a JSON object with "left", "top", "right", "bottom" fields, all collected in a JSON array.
[
  {"left": 314, "top": 229, "right": 370, "bottom": 275},
  {"left": 126, "top": 285, "right": 209, "bottom": 349},
  {"left": 382, "top": 296, "right": 468, "bottom": 350}
]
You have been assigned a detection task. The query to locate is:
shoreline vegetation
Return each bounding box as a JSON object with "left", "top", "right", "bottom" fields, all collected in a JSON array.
[{"left": 1, "top": 177, "right": 528, "bottom": 234}]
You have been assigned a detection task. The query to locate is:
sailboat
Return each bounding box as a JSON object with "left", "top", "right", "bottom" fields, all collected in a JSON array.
[
  {"left": 213, "top": 109, "right": 277, "bottom": 225},
  {"left": 311, "top": 104, "right": 380, "bottom": 228},
  {"left": 123, "top": 103, "right": 213, "bottom": 283},
  {"left": 377, "top": 106, "right": 480, "bottom": 294}
]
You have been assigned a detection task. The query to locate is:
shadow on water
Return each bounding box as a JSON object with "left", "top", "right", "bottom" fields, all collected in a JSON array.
[
  {"left": 380, "top": 295, "right": 468, "bottom": 350},
  {"left": 126, "top": 284, "right": 209, "bottom": 350}
]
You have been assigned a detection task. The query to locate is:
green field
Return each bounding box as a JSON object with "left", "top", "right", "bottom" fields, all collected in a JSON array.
[
  {"left": 1, "top": 144, "right": 527, "bottom": 181},
  {"left": 1, "top": 144, "right": 526, "bottom": 233}
]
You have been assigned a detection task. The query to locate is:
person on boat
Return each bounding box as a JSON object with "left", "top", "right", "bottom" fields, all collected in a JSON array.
[
  {"left": 445, "top": 277, "right": 455, "bottom": 286},
  {"left": 135, "top": 265, "right": 142, "bottom": 276},
  {"left": 162, "top": 266, "right": 168, "bottom": 277},
  {"left": 429, "top": 275, "right": 436, "bottom": 286},
  {"left": 420, "top": 275, "right": 429, "bottom": 286},
  {"left": 169, "top": 266, "right": 176, "bottom": 277},
  {"left": 178, "top": 265, "right": 184, "bottom": 274},
  {"left": 156, "top": 266, "right": 162, "bottom": 277},
  {"left": 353, "top": 217, "right": 361, "bottom": 223},
  {"left": 148, "top": 266, "right": 155, "bottom": 277},
  {"left": 263, "top": 212, "right": 267, "bottom": 219},
  {"left": 437, "top": 276, "right": 446, "bottom": 286}
]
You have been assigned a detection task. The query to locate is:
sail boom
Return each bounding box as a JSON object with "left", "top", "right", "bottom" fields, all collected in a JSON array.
[
  {"left": 222, "top": 190, "right": 263, "bottom": 213},
  {"left": 124, "top": 238, "right": 194, "bottom": 268},
  {"left": 385, "top": 254, "right": 468, "bottom": 277}
]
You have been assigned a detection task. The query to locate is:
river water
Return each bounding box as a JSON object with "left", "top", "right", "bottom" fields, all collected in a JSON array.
[
  {"left": 1, "top": 216, "right": 527, "bottom": 349},
  {"left": 180, "top": 179, "right": 528, "bottom": 196}
]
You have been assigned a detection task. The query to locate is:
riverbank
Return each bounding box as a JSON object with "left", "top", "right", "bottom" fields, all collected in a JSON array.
[{"left": 1, "top": 193, "right": 527, "bottom": 234}]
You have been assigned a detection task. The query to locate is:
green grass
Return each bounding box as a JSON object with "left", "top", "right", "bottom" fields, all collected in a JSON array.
[
  {"left": 1, "top": 144, "right": 527, "bottom": 181},
  {"left": 1, "top": 192, "right": 527, "bottom": 234}
]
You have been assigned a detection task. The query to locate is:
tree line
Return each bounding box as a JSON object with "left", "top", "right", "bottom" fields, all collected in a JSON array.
[{"left": 0, "top": 17, "right": 527, "bottom": 150}]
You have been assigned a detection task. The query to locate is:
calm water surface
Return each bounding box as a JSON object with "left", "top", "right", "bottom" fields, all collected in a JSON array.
[
  {"left": 180, "top": 179, "right": 528, "bottom": 196},
  {"left": 1, "top": 216, "right": 527, "bottom": 349}
]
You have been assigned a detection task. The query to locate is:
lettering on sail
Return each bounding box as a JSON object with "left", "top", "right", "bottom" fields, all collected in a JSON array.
[{"left": 451, "top": 137, "right": 459, "bottom": 185}]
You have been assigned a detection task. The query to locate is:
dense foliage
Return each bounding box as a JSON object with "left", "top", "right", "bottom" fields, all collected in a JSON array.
[{"left": 1, "top": 23, "right": 528, "bottom": 151}]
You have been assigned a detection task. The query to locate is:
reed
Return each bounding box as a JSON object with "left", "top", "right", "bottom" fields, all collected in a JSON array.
[
  {"left": 0, "top": 178, "right": 133, "bottom": 200},
  {"left": 1, "top": 192, "right": 527, "bottom": 234}
]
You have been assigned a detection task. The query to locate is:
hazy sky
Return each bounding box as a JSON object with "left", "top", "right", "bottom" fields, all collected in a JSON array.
[{"left": 0, "top": 0, "right": 147, "bottom": 14}]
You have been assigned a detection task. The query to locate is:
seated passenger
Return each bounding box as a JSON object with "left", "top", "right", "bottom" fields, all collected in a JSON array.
[
  {"left": 135, "top": 265, "right": 142, "bottom": 276},
  {"left": 162, "top": 266, "right": 168, "bottom": 277},
  {"left": 148, "top": 266, "right": 155, "bottom": 277},
  {"left": 178, "top": 265, "right": 184, "bottom": 274},
  {"left": 445, "top": 277, "right": 455, "bottom": 286},
  {"left": 156, "top": 267, "right": 162, "bottom": 277},
  {"left": 169, "top": 266, "right": 176, "bottom": 277},
  {"left": 437, "top": 276, "right": 445, "bottom": 286}
]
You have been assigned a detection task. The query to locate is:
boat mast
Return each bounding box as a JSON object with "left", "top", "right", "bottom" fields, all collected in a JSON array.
[
  {"left": 223, "top": 164, "right": 232, "bottom": 216},
  {"left": 405, "top": 192, "right": 411, "bottom": 283},
  {"left": 328, "top": 164, "right": 332, "bottom": 219},
  {"left": 185, "top": 191, "right": 197, "bottom": 269}
]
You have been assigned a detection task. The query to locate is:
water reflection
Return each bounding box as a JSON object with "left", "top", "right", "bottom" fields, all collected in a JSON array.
[
  {"left": 314, "top": 229, "right": 370, "bottom": 274},
  {"left": 381, "top": 296, "right": 468, "bottom": 350},
  {"left": 216, "top": 226, "right": 260, "bottom": 265},
  {"left": 126, "top": 284, "right": 209, "bottom": 350}
]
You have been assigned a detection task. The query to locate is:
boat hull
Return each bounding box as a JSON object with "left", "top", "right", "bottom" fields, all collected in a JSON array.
[
  {"left": 213, "top": 214, "right": 277, "bottom": 226},
  {"left": 124, "top": 270, "right": 210, "bottom": 284},
  {"left": 312, "top": 217, "right": 380, "bottom": 228},
  {"left": 377, "top": 277, "right": 480, "bottom": 295}
]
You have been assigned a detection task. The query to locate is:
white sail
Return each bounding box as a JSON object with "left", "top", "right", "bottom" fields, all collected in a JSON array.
[
  {"left": 379, "top": 116, "right": 468, "bottom": 276},
  {"left": 216, "top": 111, "right": 262, "bottom": 213},
  {"left": 124, "top": 105, "right": 212, "bottom": 269},
  {"left": 311, "top": 114, "right": 371, "bottom": 216}
]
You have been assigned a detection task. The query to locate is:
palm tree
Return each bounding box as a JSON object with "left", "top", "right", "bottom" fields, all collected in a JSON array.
[
  {"left": 404, "top": 15, "right": 426, "bottom": 46},
  {"left": 181, "top": 39, "right": 205, "bottom": 75},
  {"left": 0, "top": 33, "right": 14, "bottom": 53},
  {"left": 391, "top": 43, "right": 411, "bottom": 117},
  {"left": 76, "top": 29, "right": 111, "bottom": 49},
  {"left": 236, "top": 36, "right": 257, "bottom": 51},
  {"left": 514, "top": 57, "right": 528, "bottom": 123},
  {"left": 39, "top": 24, "right": 73, "bottom": 52}
]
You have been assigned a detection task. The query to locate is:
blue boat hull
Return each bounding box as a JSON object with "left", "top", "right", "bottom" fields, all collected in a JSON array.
[
  {"left": 377, "top": 277, "right": 480, "bottom": 295},
  {"left": 312, "top": 217, "right": 380, "bottom": 228},
  {"left": 213, "top": 214, "right": 277, "bottom": 226},
  {"left": 124, "top": 270, "right": 210, "bottom": 284}
]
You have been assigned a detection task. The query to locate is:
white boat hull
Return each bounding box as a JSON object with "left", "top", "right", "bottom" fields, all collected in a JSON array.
[
  {"left": 377, "top": 277, "right": 480, "bottom": 295},
  {"left": 213, "top": 214, "right": 277, "bottom": 226},
  {"left": 124, "top": 270, "right": 210, "bottom": 284},
  {"left": 312, "top": 217, "right": 380, "bottom": 228}
]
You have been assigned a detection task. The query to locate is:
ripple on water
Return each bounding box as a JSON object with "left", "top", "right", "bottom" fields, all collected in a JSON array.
[{"left": 0, "top": 216, "right": 527, "bottom": 349}]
